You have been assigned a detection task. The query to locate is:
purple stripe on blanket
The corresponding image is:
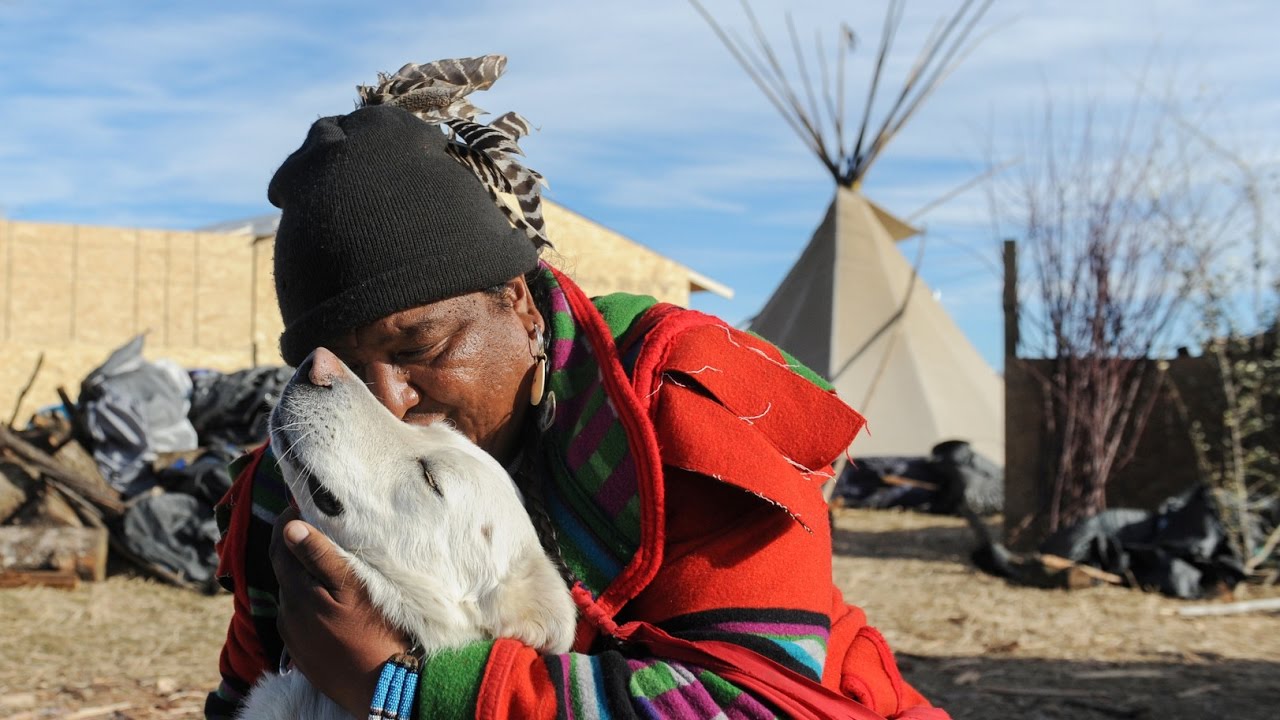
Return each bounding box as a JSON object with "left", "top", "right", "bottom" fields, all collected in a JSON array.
[
  {"left": 566, "top": 396, "right": 614, "bottom": 470},
  {"left": 551, "top": 338, "right": 577, "bottom": 372},
  {"left": 557, "top": 655, "right": 576, "bottom": 720},
  {"left": 709, "top": 621, "right": 830, "bottom": 638},
  {"left": 724, "top": 693, "right": 778, "bottom": 719},
  {"left": 549, "top": 282, "right": 571, "bottom": 313},
  {"left": 555, "top": 375, "right": 599, "bottom": 422},
  {"left": 594, "top": 451, "right": 637, "bottom": 517},
  {"left": 648, "top": 684, "right": 731, "bottom": 719}
]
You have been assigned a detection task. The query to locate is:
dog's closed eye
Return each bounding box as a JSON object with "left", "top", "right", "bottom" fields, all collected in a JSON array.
[{"left": 419, "top": 459, "right": 443, "bottom": 497}]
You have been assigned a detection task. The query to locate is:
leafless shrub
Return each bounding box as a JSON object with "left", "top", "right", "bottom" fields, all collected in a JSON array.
[{"left": 991, "top": 93, "right": 1231, "bottom": 532}]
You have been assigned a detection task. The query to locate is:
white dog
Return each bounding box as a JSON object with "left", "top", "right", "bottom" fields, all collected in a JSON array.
[{"left": 237, "top": 349, "right": 577, "bottom": 719}]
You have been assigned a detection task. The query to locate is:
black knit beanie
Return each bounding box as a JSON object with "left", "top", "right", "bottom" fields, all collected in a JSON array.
[{"left": 268, "top": 104, "right": 539, "bottom": 367}]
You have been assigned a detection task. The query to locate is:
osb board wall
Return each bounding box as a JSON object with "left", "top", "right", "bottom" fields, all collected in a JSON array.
[
  {"left": 252, "top": 236, "right": 283, "bottom": 364},
  {"left": 0, "top": 213, "right": 704, "bottom": 424},
  {"left": 0, "top": 220, "right": 283, "bottom": 424}
]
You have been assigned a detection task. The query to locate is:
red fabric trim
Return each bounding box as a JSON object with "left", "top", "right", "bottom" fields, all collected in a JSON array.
[
  {"left": 842, "top": 625, "right": 934, "bottom": 716},
  {"left": 476, "top": 638, "right": 560, "bottom": 720},
  {"left": 860, "top": 627, "right": 907, "bottom": 707},
  {"left": 616, "top": 301, "right": 681, "bottom": 358},
  {"left": 627, "top": 304, "right": 687, "bottom": 410},
  {"left": 843, "top": 673, "right": 877, "bottom": 710},
  {"left": 477, "top": 639, "right": 518, "bottom": 720},
  {"left": 547, "top": 267, "right": 667, "bottom": 622},
  {"left": 825, "top": 587, "right": 867, "bottom": 687}
]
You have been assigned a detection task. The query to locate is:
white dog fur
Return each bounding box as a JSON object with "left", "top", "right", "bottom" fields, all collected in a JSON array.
[{"left": 236, "top": 349, "right": 577, "bottom": 719}]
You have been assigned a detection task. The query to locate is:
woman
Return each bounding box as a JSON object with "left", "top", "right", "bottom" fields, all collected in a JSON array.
[{"left": 206, "top": 94, "right": 942, "bottom": 718}]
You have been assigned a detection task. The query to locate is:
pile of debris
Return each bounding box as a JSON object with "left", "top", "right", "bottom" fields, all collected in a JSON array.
[
  {"left": 971, "top": 485, "right": 1250, "bottom": 600},
  {"left": 831, "top": 439, "right": 1005, "bottom": 516},
  {"left": 0, "top": 336, "right": 290, "bottom": 592},
  {"left": 829, "top": 440, "right": 1261, "bottom": 601}
]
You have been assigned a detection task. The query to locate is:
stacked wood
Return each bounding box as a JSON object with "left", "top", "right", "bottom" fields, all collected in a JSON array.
[
  {"left": 10, "top": 483, "right": 84, "bottom": 527},
  {"left": 0, "top": 526, "right": 108, "bottom": 586},
  {"left": 0, "top": 424, "right": 124, "bottom": 517},
  {"left": 0, "top": 416, "right": 123, "bottom": 589},
  {"left": 0, "top": 462, "right": 35, "bottom": 523}
]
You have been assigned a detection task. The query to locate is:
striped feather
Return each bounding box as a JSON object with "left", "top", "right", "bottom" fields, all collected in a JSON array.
[
  {"left": 444, "top": 118, "right": 549, "bottom": 247},
  {"left": 444, "top": 144, "right": 511, "bottom": 193},
  {"left": 407, "top": 55, "right": 506, "bottom": 92},
  {"left": 443, "top": 121, "right": 546, "bottom": 191},
  {"left": 445, "top": 143, "right": 551, "bottom": 250},
  {"left": 445, "top": 118, "right": 523, "bottom": 157},
  {"left": 514, "top": 186, "right": 547, "bottom": 246},
  {"left": 490, "top": 111, "right": 534, "bottom": 141},
  {"left": 369, "top": 55, "right": 505, "bottom": 97},
  {"left": 487, "top": 187, "right": 540, "bottom": 244},
  {"left": 356, "top": 55, "right": 507, "bottom": 121},
  {"left": 375, "top": 85, "right": 461, "bottom": 112}
]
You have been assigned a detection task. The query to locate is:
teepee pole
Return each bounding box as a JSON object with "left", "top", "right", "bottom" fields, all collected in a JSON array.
[
  {"left": 850, "top": 0, "right": 903, "bottom": 185},
  {"left": 690, "top": 0, "right": 993, "bottom": 189}
]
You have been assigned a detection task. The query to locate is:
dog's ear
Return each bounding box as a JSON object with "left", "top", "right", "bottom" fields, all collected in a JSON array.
[{"left": 486, "top": 545, "right": 577, "bottom": 654}]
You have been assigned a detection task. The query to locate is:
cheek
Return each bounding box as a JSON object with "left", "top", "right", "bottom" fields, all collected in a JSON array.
[
  {"left": 470, "top": 330, "right": 532, "bottom": 409},
  {"left": 419, "top": 327, "right": 530, "bottom": 419}
]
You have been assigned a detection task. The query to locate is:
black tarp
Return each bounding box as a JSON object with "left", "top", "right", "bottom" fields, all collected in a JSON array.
[
  {"left": 1038, "top": 485, "right": 1246, "bottom": 599},
  {"left": 114, "top": 449, "right": 239, "bottom": 589},
  {"left": 119, "top": 492, "right": 220, "bottom": 589},
  {"left": 832, "top": 440, "right": 1004, "bottom": 516},
  {"left": 188, "top": 366, "right": 293, "bottom": 450}
]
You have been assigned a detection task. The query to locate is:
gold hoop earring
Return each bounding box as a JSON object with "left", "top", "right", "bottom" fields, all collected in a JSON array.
[{"left": 530, "top": 325, "right": 548, "bottom": 407}]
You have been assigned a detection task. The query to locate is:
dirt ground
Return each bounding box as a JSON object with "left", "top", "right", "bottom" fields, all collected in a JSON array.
[
  {"left": 1, "top": 509, "right": 1276, "bottom": 719},
  {"left": 831, "top": 510, "right": 1279, "bottom": 719}
]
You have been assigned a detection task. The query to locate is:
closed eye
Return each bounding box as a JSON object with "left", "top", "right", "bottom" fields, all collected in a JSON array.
[
  {"left": 395, "top": 346, "right": 432, "bottom": 363},
  {"left": 420, "top": 458, "right": 443, "bottom": 497},
  {"left": 397, "top": 337, "right": 450, "bottom": 364}
]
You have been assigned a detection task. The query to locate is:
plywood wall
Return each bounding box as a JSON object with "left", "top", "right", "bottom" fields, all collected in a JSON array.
[{"left": 0, "top": 220, "right": 281, "bottom": 424}]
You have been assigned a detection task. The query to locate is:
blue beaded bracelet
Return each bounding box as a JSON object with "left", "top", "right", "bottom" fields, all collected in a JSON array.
[{"left": 368, "top": 653, "right": 421, "bottom": 720}]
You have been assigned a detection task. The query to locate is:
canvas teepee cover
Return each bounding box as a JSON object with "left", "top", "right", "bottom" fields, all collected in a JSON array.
[
  {"left": 750, "top": 188, "right": 1004, "bottom": 462},
  {"left": 695, "top": 0, "right": 1002, "bottom": 462}
]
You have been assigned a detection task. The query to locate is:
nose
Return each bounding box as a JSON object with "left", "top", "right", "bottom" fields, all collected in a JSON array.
[
  {"left": 363, "top": 361, "right": 422, "bottom": 420},
  {"left": 298, "top": 348, "right": 344, "bottom": 388}
]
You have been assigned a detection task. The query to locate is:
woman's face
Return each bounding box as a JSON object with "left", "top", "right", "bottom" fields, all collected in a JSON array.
[{"left": 324, "top": 275, "right": 544, "bottom": 465}]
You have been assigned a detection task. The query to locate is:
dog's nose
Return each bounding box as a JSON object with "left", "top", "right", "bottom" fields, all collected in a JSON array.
[{"left": 299, "top": 348, "right": 343, "bottom": 388}]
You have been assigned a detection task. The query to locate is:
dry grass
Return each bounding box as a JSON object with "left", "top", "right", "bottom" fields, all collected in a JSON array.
[
  {"left": 0, "top": 577, "right": 228, "bottom": 718},
  {"left": 1, "top": 509, "right": 1277, "bottom": 718}
]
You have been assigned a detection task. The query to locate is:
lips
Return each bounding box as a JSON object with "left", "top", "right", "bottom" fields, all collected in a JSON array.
[{"left": 305, "top": 471, "right": 345, "bottom": 516}]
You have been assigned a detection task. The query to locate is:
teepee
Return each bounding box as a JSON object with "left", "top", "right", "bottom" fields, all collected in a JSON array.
[{"left": 693, "top": 0, "right": 1003, "bottom": 462}]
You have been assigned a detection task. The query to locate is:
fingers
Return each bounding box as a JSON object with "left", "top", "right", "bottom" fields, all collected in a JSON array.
[{"left": 268, "top": 505, "right": 301, "bottom": 568}]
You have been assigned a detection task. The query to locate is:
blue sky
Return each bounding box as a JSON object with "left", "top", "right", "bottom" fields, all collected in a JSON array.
[{"left": 2, "top": 0, "right": 1277, "bottom": 370}]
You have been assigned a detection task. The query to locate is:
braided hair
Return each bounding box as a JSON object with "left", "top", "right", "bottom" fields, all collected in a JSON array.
[{"left": 485, "top": 269, "right": 575, "bottom": 587}]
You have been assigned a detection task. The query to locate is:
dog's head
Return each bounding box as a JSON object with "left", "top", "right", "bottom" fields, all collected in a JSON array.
[{"left": 268, "top": 348, "right": 576, "bottom": 654}]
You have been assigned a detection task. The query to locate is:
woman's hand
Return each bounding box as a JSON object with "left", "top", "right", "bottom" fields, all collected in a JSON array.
[{"left": 270, "top": 506, "right": 410, "bottom": 717}]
